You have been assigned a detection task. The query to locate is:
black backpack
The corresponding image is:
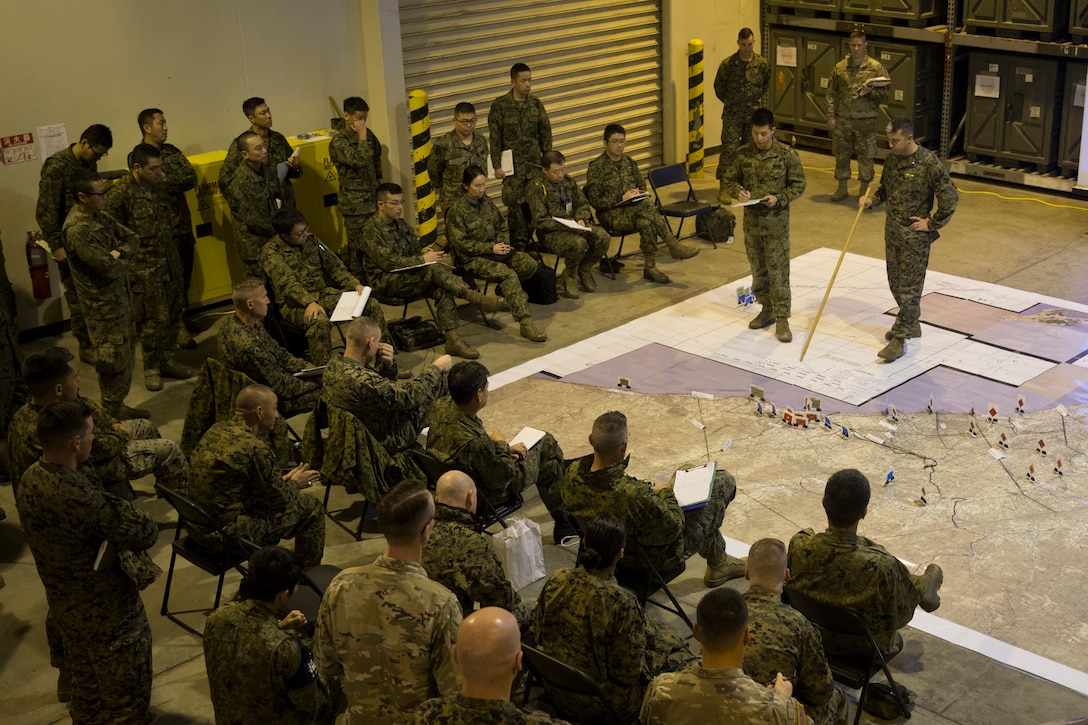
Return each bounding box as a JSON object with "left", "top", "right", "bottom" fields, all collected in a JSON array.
[
  {"left": 388, "top": 316, "right": 446, "bottom": 352},
  {"left": 696, "top": 207, "right": 736, "bottom": 243},
  {"left": 522, "top": 263, "right": 558, "bottom": 305}
]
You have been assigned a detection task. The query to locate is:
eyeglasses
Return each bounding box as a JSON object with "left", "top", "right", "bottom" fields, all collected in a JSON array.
[
  {"left": 381, "top": 199, "right": 405, "bottom": 207},
  {"left": 90, "top": 147, "right": 109, "bottom": 159}
]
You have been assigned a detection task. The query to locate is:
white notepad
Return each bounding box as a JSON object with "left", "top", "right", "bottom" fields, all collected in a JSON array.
[
  {"left": 672, "top": 462, "right": 716, "bottom": 510},
  {"left": 329, "top": 287, "right": 373, "bottom": 322}
]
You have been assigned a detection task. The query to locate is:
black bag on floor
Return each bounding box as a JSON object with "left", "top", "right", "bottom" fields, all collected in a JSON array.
[
  {"left": 696, "top": 207, "right": 735, "bottom": 242},
  {"left": 522, "top": 263, "right": 558, "bottom": 305},
  {"left": 388, "top": 316, "right": 446, "bottom": 352},
  {"left": 862, "top": 682, "right": 916, "bottom": 719}
]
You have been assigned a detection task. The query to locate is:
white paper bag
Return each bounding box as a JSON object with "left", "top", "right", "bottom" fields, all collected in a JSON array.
[{"left": 491, "top": 517, "right": 545, "bottom": 591}]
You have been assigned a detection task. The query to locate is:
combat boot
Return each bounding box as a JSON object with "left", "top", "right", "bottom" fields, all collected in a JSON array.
[
  {"left": 704, "top": 553, "right": 747, "bottom": 587},
  {"left": 643, "top": 256, "right": 671, "bottom": 284},
  {"left": 858, "top": 181, "right": 870, "bottom": 200},
  {"left": 878, "top": 337, "right": 905, "bottom": 362},
  {"left": 161, "top": 359, "right": 197, "bottom": 379},
  {"left": 577, "top": 261, "right": 597, "bottom": 293},
  {"left": 177, "top": 323, "right": 197, "bottom": 350},
  {"left": 885, "top": 321, "right": 922, "bottom": 341},
  {"left": 775, "top": 318, "right": 793, "bottom": 343},
  {"left": 444, "top": 331, "right": 479, "bottom": 359},
  {"left": 465, "top": 289, "right": 506, "bottom": 313},
  {"left": 144, "top": 369, "right": 163, "bottom": 392},
  {"left": 57, "top": 669, "right": 71, "bottom": 703},
  {"left": 519, "top": 319, "right": 547, "bottom": 342},
  {"left": 107, "top": 402, "right": 152, "bottom": 420},
  {"left": 665, "top": 236, "right": 700, "bottom": 260},
  {"left": 748, "top": 306, "right": 776, "bottom": 329},
  {"left": 830, "top": 180, "right": 849, "bottom": 201},
  {"left": 78, "top": 346, "right": 96, "bottom": 365},
  {"left": 919, "top": 563, "right": 943, "bottom": 612},
  {"left": 559, "top": 266, "right": 580, "bottom": 299}
]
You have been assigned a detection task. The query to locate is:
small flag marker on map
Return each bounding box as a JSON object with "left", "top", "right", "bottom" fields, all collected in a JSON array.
[
  {"left": 887, "top": 403, "right": 899, "bottom": 421},
  {"left": 1015, "top": 395, "right": 1026, "bottom": 414},
  {"left": 920, "top": 486, "right": 927, "bottom": 505},
  {"left": 968, "top": 420, "right": 977, "bottom": 437},
  {"left": 1054, "top": 458, "right": 1063, "bottom": 477},
  {"left": 1036, "top": 438, "right": 1047, "bottom": 455},
  {"left": 885, "top": 470, "right": 895, "bottom": 485},
  {"left": 841, "top": 425, "right": 850, "bottom": 439},
  {"left": 1026, "top": 465, "right": 1036, "bottom": 482},
  {"left": 927, "top": 394, "right": 934, "bottom": 414},
  {"left": 987, "top": 404, "right": 999, "bottom": 423},
  {"left": 999, "top": 432, "right": 1009, "bottom": 449},
  {"left": 756, "top": 401, "right": 764, "bottom": 416},
  {"left": 824, "top": 416, "right": 833, "bottom": 430}
]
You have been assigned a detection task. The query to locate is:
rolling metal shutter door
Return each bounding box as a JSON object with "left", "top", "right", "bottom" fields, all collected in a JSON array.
[{"left": 399, "top": 0, "right": 663, "bottom": 206}]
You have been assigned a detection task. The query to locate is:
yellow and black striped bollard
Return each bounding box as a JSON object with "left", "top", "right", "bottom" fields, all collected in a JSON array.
[
  {"left": 687, "top": 39, "right": 705, "bottom": 177},
  {"left": 409, "top": 90, "right": 438, "bottom": 248}
]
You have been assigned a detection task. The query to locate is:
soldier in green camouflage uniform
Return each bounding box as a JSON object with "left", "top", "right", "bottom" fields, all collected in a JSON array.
[
  {"left": 714, "top": 28, "right": 771, "bottom": 179},
  {"left": 226, "top": 132, "right": 288, "bottom": 279},
  {"left": 359, "top": 183, "right": 504, "bottom": 359},
  {"left": 188, "top": 384, "right": 324, "bottom": 568},
  {"left": 204, "top": 545, "right": 328, "bottom": 724},
  {"left": 332, "top": 96, "right": 383, "bottom": 257},
  {"left": 721, "top": 108, "right": 807, "bottom": 343},
  {"left": 527, "top": 150, "right": 611, "bottom": 299},
  {"left": 415, "top": 607, "right": 572, "bottom": 724},
  {"left": 262, "top": 207, "right": 387, "bottom": 365},
  {"left": 446, "top": 165, "right": 546, "bottom": 342},
  {"left": 63, "top": 171, "right": 147, "bottom": 419},
  {"left": 36, "top": 125, "right": 113, "bottom": 361},
  {"left": 787, "top": 468, "right": 943, "bottom": 657},
  {"left": 587, "top": 124, "right": 700, "bottom": 284},
  {"left": 219, "top": 97, "right": 301, "bottom": 207},
  {"left": 422, "top": 471, "right": 532, "bottom": 626},
  {"left": 743, "top": 538, "right": 848, "bottom": 725},
  {"left": 315, "top": 480, "right": 462, "bottom": 723},
  {"left": 863, "top": 118, "right": 958, "bottom": 362},
  {"left": 640, "top": 588, "right": 812, "bottom": 725},
  {"left": 826, "top": 32, "right": 889, "bottom": 201},
  {"left": 217, "top": 279, "right": 322, "bottom": 417},
  {"left": 489, "top": 63, "right": 552, "bottom": 247},
  {"left": 16, "top": 400, "right": 157, "bottom": 725},
  {"left": 0, "top": 229, "right": 26, "bottom": 470},
  {"left": 106, "top": 144, "right": 193, "bottom": 390},
  {"left": 534, "top": 515, "right": 696, "bottom": 724},
  {"left": 430, "top": 102, "right": 489, "bottom": 215},
  {"left": 562, "top": 411, "right": 744, "bottom": 587}
]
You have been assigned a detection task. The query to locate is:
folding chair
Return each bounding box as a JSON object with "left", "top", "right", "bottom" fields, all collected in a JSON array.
[
  {"left": 647, "top": 163, "right": 719, "bottom": 247},
  {"left": 155, "top": 484, "right": 250, "bottom": 637},
  {"left": 352, "top": 267, "right": 441, "bottom": 353},
  {"left": 521, "top": 643, "right": 626, "bottom": 724},
  {"left": 235, "top": 538, "right": 341, "bottom": 637},
  {"left": 521, "top": 204, "right": 561, "bottom": 273},
  {"left": 411, "top": 448, "right": 522, "bottom": 532},
  {"left": 783, "top": 586, "right": 912, "bottom": 725}
]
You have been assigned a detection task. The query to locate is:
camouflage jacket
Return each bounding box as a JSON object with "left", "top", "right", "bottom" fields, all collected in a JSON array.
[
  {"left": 488, "top": 90, "right": 551, "bottom": 180},
  {"left": 721, "top": 141, "right": 807, "bottom": 217},
  {"left": 429, "top": 130, "right": 489, "bottom": 208},
  {"left": 870, "top": 145, "right": 958, "bottom": 232},
  {"left": 62, "top": 207, "right": 136, "bottom": 321},
  {"left": 415, "top": 694, "right": 570, "bottom": 724},
  {"left": 421, "top": 502, "right": 521, "bottom": 617},
  {"left": 533, "top": 566, "right": 647, "bottom": 722},
  {"left": 8, "top": 395, "right": 129, "bottom": 485},
  {"left": 526, "top": 173, "right": 593, "bottom": 234},
  {"left": 158, "top": 142, "right": 197, "bottom": 232},
  {"left": 105, "top": 175, "right": 176, "bottom": 277},
  {"left": 261, "top": 233, "right": 359, "bottom": 311},
  {"left": 825, "top": 55, "right": 889, "bottom": 120},
  {"left": 714, "top": 52, "right": 772, "bottom": 122},
  {"left": 36, "top": 145, "right": 97, "bottom": 250},
  {"left": 204, "top": 598, "right": 327, "bottom": 724},
  {"left": 640, "top": 665, "right": 812, "bottom": 725},
  {"left": 743, "top": 586, "right": 838, "bottom": 710},
  {"left": 322, "top": 351, "right": 445, "bottom": 454},
  {"left": 314, "top": 555, "right": 462, "bottom": 724},
  {"left": 220, "top": 128, "right": 299, "bottom": 206},
  {"left": 787, "top": 528, "right": 921, "bottom": 654},
  {"left": 226, "top": 161, "right": 284, "bottom": 264},
  {"left": 585, "top": 152, "right": 649, "bottom": 222},
  {"left": 16, "top": 459, "right": 156, "bottom": 646},
  {"left": 358, "top": 214, "right": 424, "bottom": 284},
  {"left": 444, "top": 194, "right": 509, "bottom": 259},
  {"left": 330, "top": 126, "right": 383, "bottom": 216},
  {"left": 217, "top": 313, "right": 318, "bottom": 402},
  {"left": 561, "top": 455, "right": 685, "bottom": 573}
]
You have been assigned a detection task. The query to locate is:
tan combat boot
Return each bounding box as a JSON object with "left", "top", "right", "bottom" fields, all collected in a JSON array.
[
  {"left": 775, "top": 318, "right": 793, "bottom": 343},
  {"left": 643, "top": 255, "right": 670, "bottom": 284},
  {"left": 885, "top": 321, "right": 922, "bottom": 340},
  {"left": 559, "top": 266, "right": 580, "bottom": 299},
  {"left": 878, "top": 337, "right": 905, "bottom": 362},
  {"left": 748, "top": 306, "right": 776, "bottom": 329},
  {"left": 577, "top": 260, "right": 597, "bottom": 292},
  {"left": 830, "top": 180, "right": 849, "bottom": 201},
  {"left": 519, "top": 318, "right": 547, "bottom": 342},
  {"left": 465, "top": 289, "right": 506, "bottom": 313},
  {"left": 444, "top": 331, "right": 479, "bottom": 359},
  {"left": 704, "top": 553, "right": 747, "bottom": 587},
  {"left": 665, "top": 235, "right": 700, "bottom": 260}
]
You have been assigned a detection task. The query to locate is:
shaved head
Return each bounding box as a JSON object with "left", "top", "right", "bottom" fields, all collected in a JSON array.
[
  {"left": 747, "top": 538, "right": 787, "bottom": 588},
  {"left": 436, "top": 470, "right": 476, "bottom": 506},
  {"left": 235, "top": 384, "right": 275, "bottom": 414},
  {"left": 455, "top": 607, "right": 521, "bottom": 683}
]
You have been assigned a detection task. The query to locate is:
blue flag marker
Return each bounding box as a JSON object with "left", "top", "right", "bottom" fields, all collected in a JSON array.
[
  {"left": 841, "top": 425, "right": 849, "bottom": 438},
  {"left": 756, "top": 402, "right": 763, "bottom": 416},
  {"left": 885, "top": 470, "right": 895, "bottom": 485},
  {"left": 824, "top": 416, "right": 832, "bottom": 430}
]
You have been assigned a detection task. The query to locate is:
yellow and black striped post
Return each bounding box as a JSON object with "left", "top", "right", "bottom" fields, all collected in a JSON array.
[
  {"left": 409, "top": 89, "right": 438, "bottom": 248},
  {"left": 687, "top": 39, "right": 705, "bottom": 177}
]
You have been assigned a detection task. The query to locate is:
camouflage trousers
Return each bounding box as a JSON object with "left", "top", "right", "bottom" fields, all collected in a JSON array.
[
  {"left": 132, "top": 262, "right": 184, "bottom": 371},
  {"left": 885, "top": 227, "right": 932, "bottom": 340},
  {"left": 743, "top": 211, "right": 792, "bottom": 318},
  {"left": 808, "top": 687, "right": 849, "bottom": 725},
  {"left": 716, "top": 117, "right": 749, "bottom": 180},
  {"left": 540, "top": 226, "right": 610, "bottom": 270},
  {"left": 123, "top": 417, "right": 191, "bottom": 494},
  {"left": 87, "top": 314, "right": 136, "bottom": 407},
  {"left": 374, "top": 263, "right": 472, "bottom": 334},
  {"left": 460, "top": 251, "right": 538, "bottom": 321},
  {"left": 682, "top": 469, "right": 736, "bottom": 564},
  {"left": 278, "top": 381, "right": 322, "bottom": 419},
  {"left": 65, "top": 621, "right": 152, "bottom": 725},
  {"left": 230, "top": 490, "right": 326, "bottom": 569},
  {"left": 343, "top": 214, "right": 369, "bottom": 280},
  {"left": 600, "top": 202, "right": 673, "bottom": 257},
  {"left": 644, "top": 617, "right": 698, "bottom": 679},
  {"left": 176, "top": 229, "right": 196, "bottom": 308},
  {"left": 281, "top": 290, "right": 388, "bottom": 366},
  {"left": 515, "top": 432, "right": 565, "bottom": 516},
  {"left": 58, "top": 261, "right": 91, "bottom": 349},
  {"left": 833, "top": 116, "right": 878, "bottom": 183},
  {"left": 0, "top": 319, "right": 26, "bottom": 440},
  {"left": 501, "top": 174, "right": 533, "bottom": 246}
]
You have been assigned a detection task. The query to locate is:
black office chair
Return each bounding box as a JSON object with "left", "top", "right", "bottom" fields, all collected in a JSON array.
[
  {"left": 647, "top": 163, "right": 719, "bottom": 247},
  {"left": 411, "top": 448, "right": 523, "bottom": 532},
  {"left": 155, "top": 484, "right": 250, "bottom": 637},
  {"left": 520, "top": 643, "right": 626, "bottom": 724},
  {"left": 783, "top": 586, "right": 912, "bottom": 724}
]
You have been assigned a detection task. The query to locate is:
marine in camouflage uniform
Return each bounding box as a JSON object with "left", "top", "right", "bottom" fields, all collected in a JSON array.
[
  {"left": 416, "top": 693, "right": 570, "bottom": 724},
  {"left": 533, "top": 565, "right": 696, "bottom": 723},
  {"left": 421, "top": 501, "right": 531, "bottom": 625},
  {"left": 331, "top": 124, "right": 382, "bottom": 260},
  {"left": 221, "top": 127, "right": 300, "bottom": 209},
  {"left": 713, "top": 36, "right": 771, "bottom": 177},
  {"left": 744, "top": 585, "right": 848, "bottom": 725},
  {"left": 429, "top": 128, "right": 488, "bottom": 212},
  {"left": 489, "top": 81, "right": 551, "bottom": 246},
  {"left": 217, "top": 312, "right": 322, "bottom": 418},
  {"left": 204, "top": 598, "right": 327, "bottom": 724},
  {"left": 106, "top": 171, "right": 187, "bottom": 385},
  {"left": 0, "top": 231, "right": 26, "bottom": 463},
  {"left": 314, "top": 554, "right": 463, "bottom": 724},
  {"left": 640, "top": 664, "right": 812, "bottom": 725},
  {"left": 17, "top": 456, "right": 157, "bottom": 725},
  {"left": 260, "top": 225, "right": 387, "bottom": 365},
  {"left": 825, "top": 35, "right": 889, "bottom": 198},
  {"left": 189, "top": 415, "right": 325, "bottom": 568},
  {"left": 226, "top": 158, "right": 286, "bottom": 279},
  {"left": 526, "top": 163, "right": 610, "bottom": 299},
  {"left": 62, "top": 198, "right": 138, "bottom": 413},
  {"left": 152, "top": 142, "right": 197, "bottom": 309},
  {"left": 721, "top": 119, "right": 806, "bottom": 337},
  {"left": 562, "top": 454, "right": 735, "bottom": 578}
]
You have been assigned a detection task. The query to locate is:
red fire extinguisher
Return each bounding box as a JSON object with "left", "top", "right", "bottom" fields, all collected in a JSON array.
[{"left": 26, "top": 231, "right": 52, "bottom": 299}]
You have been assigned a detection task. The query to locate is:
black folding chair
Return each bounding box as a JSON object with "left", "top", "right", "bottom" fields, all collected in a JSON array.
[
  {"left": 647, "top": 163, "right": 719, "bottom": 247},
  {"left": 520, "top": 643, "right": 626, "bottom": 723},
  {"left": 783, "top": 586, "right": 912, "bottom": 724}
]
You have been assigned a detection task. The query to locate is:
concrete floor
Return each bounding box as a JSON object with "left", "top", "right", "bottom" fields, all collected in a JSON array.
[{"left": 1, "top": 148, "right": 1087, "bottom": 723}]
